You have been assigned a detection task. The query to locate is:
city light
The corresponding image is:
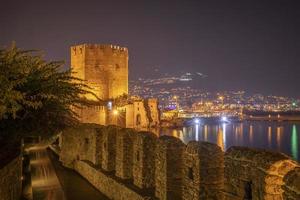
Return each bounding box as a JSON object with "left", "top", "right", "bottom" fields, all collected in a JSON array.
[
  {"left": 107, "top": 101, "right": 112, "bottom": 110},
  {"left": 221, "top": 116, "right": 228, "bottom": 122},
  {"left": 194, "top": 118, "right": 200, "bottom": 124}
]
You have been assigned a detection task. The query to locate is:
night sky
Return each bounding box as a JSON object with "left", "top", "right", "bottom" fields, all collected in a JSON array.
[{"left": 1, "top": 0, "right": 300, "bottom": 97}]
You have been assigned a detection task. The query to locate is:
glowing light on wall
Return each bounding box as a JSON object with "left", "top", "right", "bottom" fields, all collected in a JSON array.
[
  {"left": 113, "top": 109, "right": 119, "bottom": 115},
  {"left": 172, "top": 130, "right": 178, "bottom": 138},
  {"left": 107, "top": 101, "right": 112, "bottom": 110},
  {"left": 291, "top": 125, "right": 298, "bottom": 160}
]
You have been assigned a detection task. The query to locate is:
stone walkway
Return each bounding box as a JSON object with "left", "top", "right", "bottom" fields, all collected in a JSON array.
[{"left": 48, "top": 149, "right": 109, "bottom": 200}]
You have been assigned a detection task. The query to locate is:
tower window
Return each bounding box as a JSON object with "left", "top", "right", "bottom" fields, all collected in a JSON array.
[
  {"left": 188, "top": 167, "right": 194, "bottom": 180},
  {"left": 136, "top": 151, "right": 140, "bottom": 161},
  {"left": 115, "top": 64, "right": 120, "bottom": 70},
  {"left": 85, "top": 138, "right": 89, "bottom": 145},
  {"left": 244, "top": 181, "right": 252, "bottom": 200}
]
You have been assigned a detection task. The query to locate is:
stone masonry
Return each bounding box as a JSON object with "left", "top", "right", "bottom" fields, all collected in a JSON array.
[
  {"left": 0, "top": 155, "right": 22, "bottom": 200},
  {"left": 115, "top": 128, "right": 135, "bottom": 179},
  {"left": 283, "top": 167, "right": 300, "bottom": 200},
  {"left": 59, "top": 123, "right": 103, "bottom": 168},
  {"left": 101, "top": 125, "right": 119, "bottom": 172},
  {"left": 182, "top": 141, "right": 224, "bottom": 200},
  {"left": 225, "top": 146, "right": 299, "bottom": 200},
  {"left": 70, "top": 44, "right": 160, "bottom": 129},
  {"left": 132, "top": 131, "right": 157, "bottom": 189},
  {"left": 58, "top": 123, "right": 300, "bottom": 200},
  {"left": 155, "top": 136, "right": 185, "bottom": 200},
  {"left": 71, "top": 44, "right": 128, "bottom": 100}
]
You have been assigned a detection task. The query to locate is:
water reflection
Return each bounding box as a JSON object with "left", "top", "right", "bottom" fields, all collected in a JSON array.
[
  {"left": 268, "top": 126, "right": 272, "bottom": 147},
  {"left": 217, "top": 125, "right": 224, "bottom": 151},
  {"left": 249, "top": 125, "right": 253, "bottom": 143},
  {"left": 291, "top": 125, "right": 298, "bottom": 161},
  {"left": 222, "top": 123, "right": 227, "bottom": 150},
  {"left": 193, "top": 125, "right": 197, "bottom": 141},
  {"left": 160, "top": 121, "right": 300, "bottom": 162},
  {"left": 204, "top": 125, "right": 208, "bottom": 141},
  {"left": 277, "top": 126, "right": 282, "bottom": 148}
]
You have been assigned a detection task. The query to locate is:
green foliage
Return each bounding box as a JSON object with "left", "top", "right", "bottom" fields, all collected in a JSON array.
[{"left": 0, "top": 44, "right": 94, "bottom": 140}]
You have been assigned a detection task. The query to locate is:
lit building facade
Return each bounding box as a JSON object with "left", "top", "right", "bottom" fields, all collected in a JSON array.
[{"left": 71, "top": 44, "right": 159, "bottom": 128}]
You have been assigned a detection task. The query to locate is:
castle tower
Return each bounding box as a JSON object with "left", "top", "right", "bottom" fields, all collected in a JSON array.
[{"left": 71, "top": 44, "right": 128, "bottom": 100}]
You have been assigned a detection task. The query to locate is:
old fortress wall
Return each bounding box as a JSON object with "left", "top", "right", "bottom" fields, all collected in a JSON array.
[
  {"left": 66, "top": 44, "right": 300, "bottom": 199},
  {"left": 0, "top": 155, "right": 22, "bottom": 200},
  {"left": 56, "top": 124, "right": 300, "bottom": 200}
]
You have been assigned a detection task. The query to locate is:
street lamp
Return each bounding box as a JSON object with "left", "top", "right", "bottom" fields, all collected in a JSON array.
[
  {"left": 113, "top": 109, "right": 119, "bottom": 115},
  {"left": 194, "top": 118, "right": 200, "bottom": 124}
]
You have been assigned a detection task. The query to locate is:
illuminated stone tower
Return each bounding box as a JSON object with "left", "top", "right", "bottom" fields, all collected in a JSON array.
[
  {"left": 71, "top": 44, "right": 128, "bottom": 100},
  {"left": 70, "top": 43, "right": 159, "bottom": 128}
]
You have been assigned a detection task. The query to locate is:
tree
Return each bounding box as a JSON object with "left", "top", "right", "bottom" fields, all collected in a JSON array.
[{"left": 0, "top": 44, "right": 94, "bottom": 142}]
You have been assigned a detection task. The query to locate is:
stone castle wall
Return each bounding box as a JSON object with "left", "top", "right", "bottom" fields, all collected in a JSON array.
[
  {"left": 0, "top": 155, "right": 22, "bottom": 200},
  {"left": 146, "top": 98, "right": 160, "bottom": 127},
  {"left": 58, "top": 124, "right": 300, "bottom": 200},
  {"left": 224, "top": 147, "right": 299, "bottom": 200},
  {"left": 125, "top": 99, "right": 160, "bottom": 129},
  {"left": 73, "top": 105, "right": 107, "bottom": 125}
]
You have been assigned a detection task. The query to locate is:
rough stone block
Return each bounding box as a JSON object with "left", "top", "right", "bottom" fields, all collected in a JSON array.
[
  {"left": 224, "top": 146, "right": 299, "bottom": 200},
  {"left": 155, "top": 135, "right": 185, "bottom": 200},
  {"left": 74, "top": 160, "right": 152, "bottom": 200},
  {"left": 115, "top": 128, "right": 135, "bottom": 179},
  {"left": 0, "top": 156, "right": 22, "bottom": 200},
  {"left": 132, "top": 131, "right": 157, "bottom": 189},
  {"left": 283, "top": 167, "right": 300, "bottom": 200},
  {"left": 60, "top": 123, "right": 104, "bottom": 167},
  {"left": 182, "top": 141, "right": 224, "bottom": 200},
  {"left": 101, "top": 125, "right": 119, "bottom": 172}
]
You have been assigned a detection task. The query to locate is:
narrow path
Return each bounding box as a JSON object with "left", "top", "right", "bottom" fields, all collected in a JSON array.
[
  {"left": 29, "top": 147, "right": 66, "bottom": 200},
  {"left": 48, "top": 149, "right": 109, "bottom": 200}
]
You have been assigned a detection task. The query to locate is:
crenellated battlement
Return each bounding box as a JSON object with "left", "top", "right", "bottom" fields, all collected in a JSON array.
[
  {"left": 57, "top": 124, "right": 300, "bottom": 200},
  {"left": 71, "top": 43, "right": 128, "bottom": 56}
]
